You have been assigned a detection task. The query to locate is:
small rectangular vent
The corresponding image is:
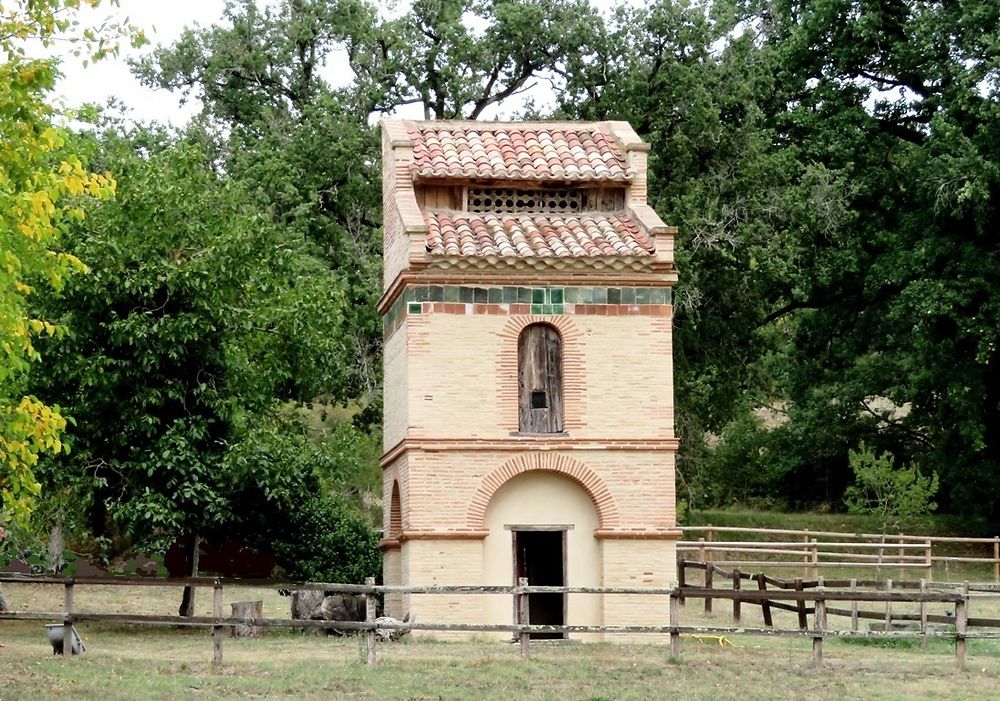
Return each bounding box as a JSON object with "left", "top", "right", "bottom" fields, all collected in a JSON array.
[
  {"left": 467, "top": 187, "right": 584, "bottom": 213},
  {"left": 531, "top": 390, "right": 548, "bottom": 409}
]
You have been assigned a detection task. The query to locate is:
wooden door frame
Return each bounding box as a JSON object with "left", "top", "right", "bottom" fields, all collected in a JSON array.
[{"left": 508, "top": 525, "right": 572, "bottom": 637}]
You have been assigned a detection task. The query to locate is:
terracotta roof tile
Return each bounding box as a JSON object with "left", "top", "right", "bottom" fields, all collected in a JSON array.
[
  {"left": 409, "top": 124, "right": 633, "bottom": 182},
  {"left": 425, "top": 211, "right": 653, "bottom": 258}
]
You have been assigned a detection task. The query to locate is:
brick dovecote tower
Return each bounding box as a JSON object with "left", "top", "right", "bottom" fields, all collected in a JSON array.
[{"left": 379, "top": 120, "right": 679, "bottom": 638}]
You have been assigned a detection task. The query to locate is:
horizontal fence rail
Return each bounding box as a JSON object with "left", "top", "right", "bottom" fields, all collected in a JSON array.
[
  {"left": 678, "top": 525, "right": 1000, "bottom": 581},
  {"left": 3, "top": 571, "right": 999, "bottom": 670}
]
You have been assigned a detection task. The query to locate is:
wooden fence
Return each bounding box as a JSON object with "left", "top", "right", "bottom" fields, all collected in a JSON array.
[
  {"left": 679, "top": 525, "right": 1000, "bottom": 581},
  {"left": 679, "top": 559, "right": 1000, "bottom": 658},
  {"left": 3, "top": 572, "right": 997, "bottom": 670}
]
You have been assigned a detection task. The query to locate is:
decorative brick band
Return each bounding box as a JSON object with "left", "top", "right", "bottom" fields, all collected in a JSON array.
[
  {"left": 594, "top": 528, "right": 683, "bottom": 540},
  {"left": 466, "top": 453, "right": 621, "bottom": 530},
  {"left": 380, "top": 437, "right": 681, "bottom": 467},
  {"left": 398, "top": 529, "right": 490, "bottom": 541},
  {"left": 383, "top": 284, "right": 672, "bottom": 337}
]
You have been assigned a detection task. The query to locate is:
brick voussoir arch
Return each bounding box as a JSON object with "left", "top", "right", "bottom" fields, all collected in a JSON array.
[
  {"left": 467, "top": 453, "right": 621, "bottom": 529},
  {"left": 496, "top": 315, "right": 586, "bottom": 432}
]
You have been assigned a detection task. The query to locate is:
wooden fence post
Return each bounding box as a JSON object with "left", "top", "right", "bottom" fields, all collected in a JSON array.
[
  {"left": 63, "top": 581, "right": 74, "bottom": 660},
  {"left": 698, "top": 538, "right": 706, "bottom": 581},
  {"left": 925, "top": 541, "right": 933, "bottom": 582},
  {"left": 669, "top": 591, "right": 681, "bottom": 657},
  {"left": 802, "top": 529, "right": 810, "bottom": 578},
  {"left": 898, "top": 536, "right": 906, "bottom": 581},
  {"left": 794, "top": 578, "right": 807, "bottom": 630},
  {"left": 850, "top": 578, "right": 858, "bottom": 632},
  {"left": 994, "top": 537, "right": 999, "bottom": 583},
  {"left": 678, "top": 559, "right": 686, "bottom": 606},
  {"left": 810, "top": 539, "right": 819, "bottom": 580},
  {"left": 517, "top": 577, "right": 530, "bottom": 659},
  {"left": 732, "top": 569, "right": 741, "bottom": 623},
  {"left": 213, "top": 580, "right": 224, "bottom": 666},
  {"left": 955, "top": 583, "right": 968, "bottom": 670},
  {"left": 758, "top": 574, "right": 773, "bottom": 628},
  {"left": 813, "top": 577, "right": 826, "bottom": 665},
  {"left": 364, "top": 577, "right": 377, "bottom": 666},
  {"left": 919, "top": 579, "right": 928, "bottom": 650},
  {"left": 884, "top": 579, "right": 893, "bottom": 630},
  {"left": 704, "top": 565, "right": 714, "bottom": 614},
  {"left": 876, "top": 534, "right": 886, "bottom": 577}
]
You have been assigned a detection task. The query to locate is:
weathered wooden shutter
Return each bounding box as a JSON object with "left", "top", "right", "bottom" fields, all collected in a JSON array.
[{"left": 518, "top": 324, "right": 564, "bottom": 433}]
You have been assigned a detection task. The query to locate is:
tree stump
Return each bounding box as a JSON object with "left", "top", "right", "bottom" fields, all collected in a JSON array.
[
  {"left": 290, "top": 590, "right": 325, "bottom": 635},
  {"left": 231, "top": 600, "right": 263, "bottom": 638}
]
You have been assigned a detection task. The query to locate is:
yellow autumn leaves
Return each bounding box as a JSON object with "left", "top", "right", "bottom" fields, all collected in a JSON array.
[{"left": 1, "top": 0, "right": 134, "bottom": 526}]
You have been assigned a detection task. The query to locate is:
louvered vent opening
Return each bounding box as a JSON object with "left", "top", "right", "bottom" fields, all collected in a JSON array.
[{"left": 467, "top": 187, "right": 584, "bottom": 213}]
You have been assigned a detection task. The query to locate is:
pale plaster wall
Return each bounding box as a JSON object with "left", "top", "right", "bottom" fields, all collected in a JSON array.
[{"left": 482, "top": 471, "right": 603, "bottom": 639}]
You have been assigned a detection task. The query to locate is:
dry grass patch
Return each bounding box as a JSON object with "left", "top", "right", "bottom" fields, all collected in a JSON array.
[{"left": 2, "top": 580, "right": 998, "bottom": 700}]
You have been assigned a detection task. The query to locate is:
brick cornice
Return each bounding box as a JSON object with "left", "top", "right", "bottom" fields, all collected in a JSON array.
[
  {"left": 397, "top": 529, "right": 490, "bottom": 542},
  {"left": 380, "top": 436, "right": 680, "bottom": 467}
]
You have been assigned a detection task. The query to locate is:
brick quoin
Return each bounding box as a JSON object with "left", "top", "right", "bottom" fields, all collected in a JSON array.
[{"left": 466, "top": 452, "right": 621, "bottom": 530}]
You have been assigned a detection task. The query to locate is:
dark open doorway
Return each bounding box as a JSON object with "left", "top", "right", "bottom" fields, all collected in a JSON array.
[{"left": 512, "top": 529, "right": 566, "bottom": 639}]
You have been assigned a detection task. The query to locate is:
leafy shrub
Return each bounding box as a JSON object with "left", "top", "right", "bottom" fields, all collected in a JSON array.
[{"left": 843, "top": 442, "right": 938, "bottom": 532}]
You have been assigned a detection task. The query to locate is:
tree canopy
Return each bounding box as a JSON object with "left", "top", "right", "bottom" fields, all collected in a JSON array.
[{"left": 6, "top": 0, "right": 1000, "bottom": 569}]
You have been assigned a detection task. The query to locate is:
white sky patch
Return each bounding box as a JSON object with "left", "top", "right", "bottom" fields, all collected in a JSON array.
[
  {"left": 51, "top": 1, "right": 234, "bottom": 125},
  {"left": 51, "top": 0, "right": 628, "bottom": 126}
]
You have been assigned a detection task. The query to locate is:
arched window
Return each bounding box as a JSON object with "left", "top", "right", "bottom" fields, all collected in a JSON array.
[
  {"left": 518, "top": 324, "right": 564, "bottom": 433},
  {"left": 388, "top": 480, "right": 402, "bottom": 538}
]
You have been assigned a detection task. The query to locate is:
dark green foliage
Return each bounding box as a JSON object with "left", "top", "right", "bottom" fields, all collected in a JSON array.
[
  {"left": 269, "top": 494, "right": 381, "bottom": 583},
  {"left": 220, "top": 414, "right": 381, "bottom": 583},
  {"left": 29, "top": 127, "right": 360, "bottom": 558}
]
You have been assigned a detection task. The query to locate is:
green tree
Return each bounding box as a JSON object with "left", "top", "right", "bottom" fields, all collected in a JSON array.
[
  {"left": 844, "top": 442, "right": 938, "bottom": 533},
  {"left": 32, "top": 127, "right": 353, "bottom": 559},
  {"left": 554, "top": 0, "right": 999, "bottom": 521},
  {"left": 741, "top": 0, "right": 1000, "bottom": 516},
  {"left": 134, "top": 1, "right": 385, "bottom": 404},
  {"left": 347, "top": 0, "right": 604, "bottom": 119},
  {"left": 1, "top": 0, "right": 139, "bottom": 526}
]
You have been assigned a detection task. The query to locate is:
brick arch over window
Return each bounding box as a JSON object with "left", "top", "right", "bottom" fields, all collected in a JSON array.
[
  {"left": 497, "top": 316, "right": 585, "bottom": 432},
  {"left": 466, "top": 453, "right": 620, "bottom": 530}
]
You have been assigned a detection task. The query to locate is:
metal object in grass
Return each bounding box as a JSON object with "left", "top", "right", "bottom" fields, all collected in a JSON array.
[{"left": 45, "top": 624, "right": 86, "bottom": 655}]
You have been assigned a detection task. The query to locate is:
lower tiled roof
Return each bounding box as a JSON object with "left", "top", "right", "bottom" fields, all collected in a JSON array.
[{"left": 425, "top": 211, "right": 653, "bottom": 258}]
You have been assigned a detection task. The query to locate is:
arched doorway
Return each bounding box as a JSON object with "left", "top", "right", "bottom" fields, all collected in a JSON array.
[{"left": 482, "top": 470, "right": 602, "bottom": 638}]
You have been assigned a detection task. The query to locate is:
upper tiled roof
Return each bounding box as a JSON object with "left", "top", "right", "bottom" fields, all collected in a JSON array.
[
  {"left": 408, "top": 123, "right": 633, "bottom": 182},
  {"left": 425, "top": 211, "right": 653, "bottom": 258}
]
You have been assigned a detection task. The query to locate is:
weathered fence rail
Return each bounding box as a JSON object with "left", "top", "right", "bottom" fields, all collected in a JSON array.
[
  {"left": 3, "top": 572, "right": 996, "bottom": 670},
  {"left": 678, "top": 558, "right": 1000, "bottom": 658},
  {"left": 679, "top": 525, "right": 1000, "bottom": 581}
]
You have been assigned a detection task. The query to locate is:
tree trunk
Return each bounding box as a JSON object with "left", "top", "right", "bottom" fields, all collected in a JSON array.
[
  {"left": 178, "top": 533, "right": 201, "bottom": 617},
  {"left": 231, "top": 600, "right": 263, "bottom": 637},
  {"left": 46, "top": 520, "right": 64, "bottom": 574}
]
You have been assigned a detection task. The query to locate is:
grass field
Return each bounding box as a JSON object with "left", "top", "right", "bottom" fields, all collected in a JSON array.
[{"left": 2, "top": 581, "right": 1000, "bottom": 701}]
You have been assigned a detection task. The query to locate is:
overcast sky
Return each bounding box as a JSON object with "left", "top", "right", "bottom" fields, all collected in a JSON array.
[
  {"left": 53, "top": 0, "right": 581, "bottom": 126},
  {"left": 54, "top": 1, "right": 236, "bottom": 126}
]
